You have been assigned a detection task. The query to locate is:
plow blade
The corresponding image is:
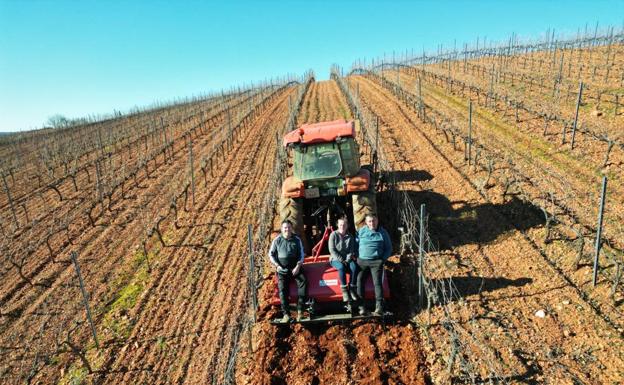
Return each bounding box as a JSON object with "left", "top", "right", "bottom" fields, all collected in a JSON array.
[{"left": 270, "top": 311, "right": 393, "bottom": 325}]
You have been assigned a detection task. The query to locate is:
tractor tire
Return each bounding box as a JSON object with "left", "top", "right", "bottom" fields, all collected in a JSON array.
[
  {"left": 279, "top": 197, "right": 304, "bottom": 237},
  {"left": 352, "top": 190, "right": 377, "bottom": 230}
]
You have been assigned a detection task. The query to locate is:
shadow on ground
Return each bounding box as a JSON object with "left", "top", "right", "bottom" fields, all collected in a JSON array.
[{"left": 376, "top": 187, "right": 545, "bottom": 251}]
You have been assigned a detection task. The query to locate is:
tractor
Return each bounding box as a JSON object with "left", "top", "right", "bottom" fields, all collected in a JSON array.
[{"left": 270, "top": 119, "right": 390, "bottom": 324}]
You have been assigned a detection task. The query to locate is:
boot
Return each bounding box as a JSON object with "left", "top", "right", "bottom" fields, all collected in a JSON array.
[
  {"left": 340, "top": 285, "right": 352, "bottom": 312},
  {"left": 373, "top": 301, "right": 383, "bottom": 316},
  {"left": 281, "top": 312, "right": 292, "bottom": 323},
  {"left": 358, "top": 304, "right": 367, "bottom": 316},
  {"left": 348, "top": 285, "right": 359, "bottom": 302}
]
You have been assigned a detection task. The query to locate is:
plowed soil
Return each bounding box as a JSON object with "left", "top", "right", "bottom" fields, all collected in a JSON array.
[{"left": 237, "top": 80, "right": 430, "bottom": 385}]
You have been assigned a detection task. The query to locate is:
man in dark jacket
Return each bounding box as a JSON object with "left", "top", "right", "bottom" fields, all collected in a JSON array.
[
  {"left": 268, "top": 220, "right": 307, "bottom": 322},
  {"left": 356, "top": 213, "right": 391, "bottom": 316}
]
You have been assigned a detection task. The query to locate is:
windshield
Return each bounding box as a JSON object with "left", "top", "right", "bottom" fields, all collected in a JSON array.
[{"left": 294, "top": 143, "right": 342, "bottom": 180}]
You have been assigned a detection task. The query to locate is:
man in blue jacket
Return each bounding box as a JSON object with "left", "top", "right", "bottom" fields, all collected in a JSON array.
[{"left": 356, "top": 213, "right": 392, "bottom": 316}]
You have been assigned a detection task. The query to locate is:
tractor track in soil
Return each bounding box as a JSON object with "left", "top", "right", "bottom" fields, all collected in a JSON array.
[
  {"left": 238, "top": 79, "right": 430, "bottom": 385},
  {"left": 92, "top": 86, "right": 299, "bottom": 385},
  {"left": 351, "top": 75, "right": 623, "bottom": 383}
]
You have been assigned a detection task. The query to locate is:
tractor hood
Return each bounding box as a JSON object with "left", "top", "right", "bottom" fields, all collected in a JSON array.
[{"left": 283, "top": 119, "right": 355, "bottom": 147}]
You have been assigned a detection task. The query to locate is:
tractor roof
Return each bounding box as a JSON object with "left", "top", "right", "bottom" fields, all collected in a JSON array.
[{"left": 283, "top": 119, "right": 355, "bottom": 147}]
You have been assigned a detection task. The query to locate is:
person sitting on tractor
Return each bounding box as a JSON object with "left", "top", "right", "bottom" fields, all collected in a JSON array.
[
  {"left": 328, "top": 217, "right": 359, "bottom": 313},
  {"left": 268, "top": 220, "right": 308, "bottom": 322},
  {"left": 356, "top": 213, "right": 392, "bottom": 316}
]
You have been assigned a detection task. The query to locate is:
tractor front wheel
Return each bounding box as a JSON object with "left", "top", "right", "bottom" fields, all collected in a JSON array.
[
  {"left": 352, "top": 190, "right": 377, "bottom": 230},
  {"left": 279, "top": 196, "right": 304, "bottom": 238}
]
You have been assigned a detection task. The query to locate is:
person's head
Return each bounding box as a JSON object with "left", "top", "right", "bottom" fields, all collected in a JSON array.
[
  {"left": 336, "top": 217, "right": 349, "bottom": 233},
  {"left": 281, "top": 220, "right": 293, "bottom": 238},
  {"left": 365, "top": 213, "right": 378, "bottom": 231}
]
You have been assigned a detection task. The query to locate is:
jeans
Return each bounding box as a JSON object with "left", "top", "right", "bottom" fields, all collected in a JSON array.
[
  {"left": 356, "top": 258, "right": 384, "bottom": 303},
  {"left": 277, "top": 269, "right": 307, "bottom": 313},
  {"left": 330, "top": 259, "right": 359, "bottom": 287}
]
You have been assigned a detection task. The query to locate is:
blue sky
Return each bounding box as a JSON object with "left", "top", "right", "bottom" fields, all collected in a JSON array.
[{"left": 1, "top": 0, "right": 622, "bottom": 132}]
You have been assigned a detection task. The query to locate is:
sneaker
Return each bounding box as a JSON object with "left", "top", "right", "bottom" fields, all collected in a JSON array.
[
  {"left": 296, "top": 310, "right": 304, "bottom": 322},
  {"left": 281, "top": 313, "right": 292, "bottom": 323},
  {"left": 358, "top": 306, "right": 367, "bottom": 316},
  {"left": 373, "top": 304, "right": 383, "bottom": 316}
]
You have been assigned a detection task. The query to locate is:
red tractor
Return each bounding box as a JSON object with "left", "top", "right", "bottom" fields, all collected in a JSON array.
[{"left": 270, "top": 119, "right": 390, "bottom": 323}]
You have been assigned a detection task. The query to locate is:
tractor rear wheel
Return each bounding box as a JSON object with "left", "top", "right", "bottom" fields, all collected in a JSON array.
[
  {"left": 279, "top": 197, "right": 304, "bottom": 237},
  {"left": 352, "top": 190, "right": 377, "bottom": 230}
]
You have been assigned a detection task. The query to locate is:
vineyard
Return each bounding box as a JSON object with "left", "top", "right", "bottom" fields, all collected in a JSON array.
[{"left": 1, "top": 29, "right": 623, "bottom": 385}]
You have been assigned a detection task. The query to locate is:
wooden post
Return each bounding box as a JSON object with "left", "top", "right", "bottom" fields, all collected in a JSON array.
[
  {"left": 2, "top": 173, "right": 19, "bottom": 229},
  {"left": 557, "top": 51, "right": 565, "bottom": 84},
  {"left": 188, "top": 136, "right": 195, "bottom": 207},
  {"left": 418, "top": 204, "right": 426, "bottom": 307},
  {"left": 95, "top": 160, "right": 103, "bottom": 204},
  {"left": 97, "top": 127, "right": 104, "bottom": 156},
  {"left": 70, "top": 251, "right": 99, "bottom": 349},
  {"left": 571, "top": 81, "right": 583, "bottom": 149},
  {"left": 375, "top": 116, "right": 380, "bottom": 154},
  {"left": 248, "top": 224, "right": 257, "bottom": 322},
  {"left": 418, "top": 75, "right": 425, "bottom": 122},
  {"left": 592, "top": 176, "right": 607, "bottom": 287},
  {"left": 161, "top": 117, "right": 169, "bottom": 163},
  {"left": 468, "top": 101, "right": 473, "bottom": 165}
]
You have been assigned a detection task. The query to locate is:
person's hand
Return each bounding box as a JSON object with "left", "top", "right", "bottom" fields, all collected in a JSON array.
[
  {"left": 276, "top": 265, "right": 288, "bottom": 274},
  {"left": 292, "top": 262, "right": 302, "bottom": 276}
]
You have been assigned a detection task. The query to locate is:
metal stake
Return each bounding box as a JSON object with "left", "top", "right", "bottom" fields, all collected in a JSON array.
[
  {"left": 571, "top": 81, "right": 583, "bottom": 149},
  {"left": 592, "top": 176, "right": 608, "bottom": 287},
  {"left": 70, "top": 251, "right": 99, "bottom": 349},
  {"left": 468, "top": 101, "right": 473, "bottom": 165},
  {"left": 418, "top": 204, "right": 426, "bottom": 306},
  {"left": 248, "top": 224, "right": 257, "bottom": 322},
  {"left": 188, "top": 136, "right": 195, "bottom": 207},
  {"left": 2, "top": 173, "right": 18, "bottom": 229}
]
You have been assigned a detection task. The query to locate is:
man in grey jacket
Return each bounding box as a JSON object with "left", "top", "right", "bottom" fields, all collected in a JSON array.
[
  {"left": 328, "top": 217, "right": 359, "bottom": 313},
  {"left": 269, "top": 220, "right": 307, "bottom": 322}
]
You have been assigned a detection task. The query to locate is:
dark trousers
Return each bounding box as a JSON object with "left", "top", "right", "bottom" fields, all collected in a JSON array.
[
  {"left": 356, "top": 258, "right": 384, "bottom": 304},
  {"left": 277, "top": 269, "right": 307, "bottom": 313}
]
